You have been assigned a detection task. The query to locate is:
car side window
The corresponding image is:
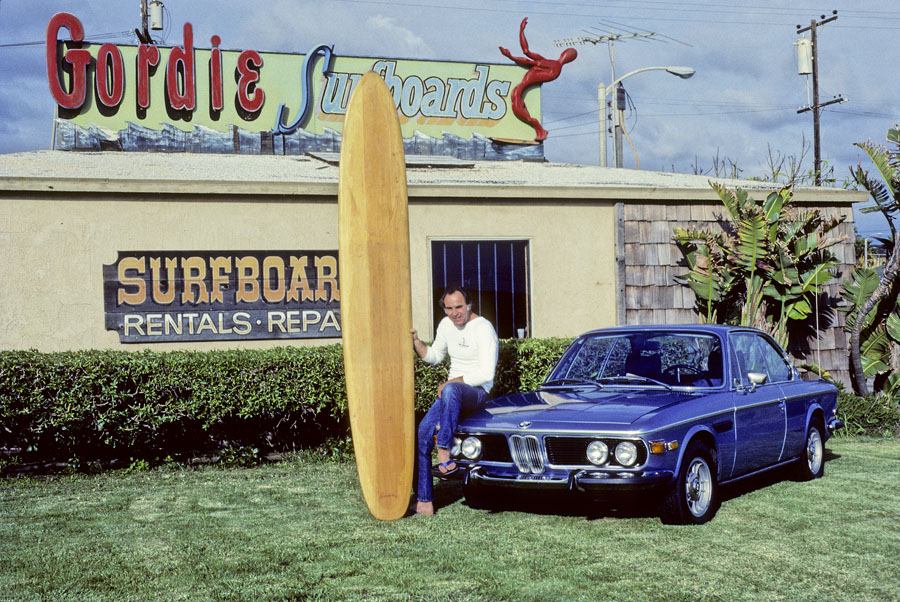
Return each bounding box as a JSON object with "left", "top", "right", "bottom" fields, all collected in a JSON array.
[
  {"left": 758, "top": 337, "right": 792, "bottom": 382},
  {"left": 730, "top": 332, "right": 793, "bottom": 386}
]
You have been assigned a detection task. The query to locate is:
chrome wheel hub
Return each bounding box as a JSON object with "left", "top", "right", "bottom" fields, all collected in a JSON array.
[
  {"left": 806, "top": 429, "right": 823, "bottom": 474},
  {"left": 685, "top": 458, "right": 712, "bottom": 517}
]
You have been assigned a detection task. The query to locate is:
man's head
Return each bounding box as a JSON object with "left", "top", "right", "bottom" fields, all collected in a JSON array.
[{"left": 441, "top": 286, "right": 474, "bottom": 327}]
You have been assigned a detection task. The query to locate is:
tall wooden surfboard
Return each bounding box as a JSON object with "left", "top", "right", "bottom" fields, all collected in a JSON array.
[{"left": 338, "top": 71, "right": 414, "bottom": 521}]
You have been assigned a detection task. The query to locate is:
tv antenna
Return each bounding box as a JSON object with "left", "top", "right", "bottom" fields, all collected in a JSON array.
[{"left": 555, "top": 22, "right": 691, "bottom": 167}]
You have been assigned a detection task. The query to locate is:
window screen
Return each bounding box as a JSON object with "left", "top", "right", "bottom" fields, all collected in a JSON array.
[{"left": 431, "top": 240, "right": 529, "bottom": 339}]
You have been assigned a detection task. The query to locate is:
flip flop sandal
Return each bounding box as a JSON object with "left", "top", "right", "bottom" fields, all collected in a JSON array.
[{"left": 433, "top": 460, "right": 459, "bottom": 480}]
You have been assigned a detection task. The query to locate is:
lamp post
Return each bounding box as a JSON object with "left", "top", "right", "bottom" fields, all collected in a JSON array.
[{"left": 599, "top": 66, "right": 695, "bottom": 168}]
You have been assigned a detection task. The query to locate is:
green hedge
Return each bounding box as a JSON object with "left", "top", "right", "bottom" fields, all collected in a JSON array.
[
  {"left": 836, "top": 391, "right": 900, "bottom": 438},
  {"left": 0, "top": 338, "right": 572, "bottom": 467}
]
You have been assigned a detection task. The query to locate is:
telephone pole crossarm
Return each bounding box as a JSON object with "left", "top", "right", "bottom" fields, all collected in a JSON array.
[{"left": 797, "top": 96, "right": 845, "bottom": 114}]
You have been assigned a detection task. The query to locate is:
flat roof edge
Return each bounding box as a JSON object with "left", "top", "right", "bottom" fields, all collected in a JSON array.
[{"left": 0, "top": 176, "right": 868, "bottom": 205}]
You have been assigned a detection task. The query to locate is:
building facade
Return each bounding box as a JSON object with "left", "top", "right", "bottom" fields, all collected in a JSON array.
[{"left": 0, "top": 151, "right": 864, "bottom": 384}]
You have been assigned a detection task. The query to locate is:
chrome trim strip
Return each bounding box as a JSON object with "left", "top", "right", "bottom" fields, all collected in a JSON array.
[
  {"left": 782, "top": 391, "right": 821, "bottom": 403},
  {"left": 719, "top": 456, "right": 798, "bottom": 486},
  {"left": 778, "top": 398, "right": 788, "bottom": 461},
  {"left": 468, "top": 466, "right": 570, "bottom": 489},
  {"left": 733, "top": 397, "right": 787, "bottom": 411}
]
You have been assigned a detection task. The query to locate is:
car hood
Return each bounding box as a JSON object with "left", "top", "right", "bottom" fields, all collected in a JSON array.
[{"left": 464, "top": 387, "right": 694, "bottom": 430}]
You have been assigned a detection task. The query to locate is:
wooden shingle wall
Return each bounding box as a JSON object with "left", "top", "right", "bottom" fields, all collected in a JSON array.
[{"left": 621, "top": 201, "right": 857, "bottom": 385}]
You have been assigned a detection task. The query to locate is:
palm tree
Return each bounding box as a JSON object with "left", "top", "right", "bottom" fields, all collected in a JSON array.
[{"left": 847, "top": 127, "right": 900, "bottom": 395}]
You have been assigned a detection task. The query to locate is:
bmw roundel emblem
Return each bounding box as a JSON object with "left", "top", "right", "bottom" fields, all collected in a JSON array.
[{"left": 519, "top": 421, "right": 532, "bottom": 429}]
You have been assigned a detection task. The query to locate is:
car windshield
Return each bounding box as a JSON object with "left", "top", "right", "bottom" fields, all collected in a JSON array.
[{"left": 549, "top": 332, "right": 724, "bottom": 388}]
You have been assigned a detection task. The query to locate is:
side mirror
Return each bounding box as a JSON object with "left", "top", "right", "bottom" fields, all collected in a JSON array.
[{"left": 747, "top": 372, "right": 768, "bottom": 393}]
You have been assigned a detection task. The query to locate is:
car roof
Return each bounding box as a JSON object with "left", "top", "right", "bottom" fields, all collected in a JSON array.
[{"left": 578, "top": 324, "right": 762, "bottom": 337}]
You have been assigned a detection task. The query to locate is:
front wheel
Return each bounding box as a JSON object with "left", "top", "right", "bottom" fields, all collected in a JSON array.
[
  {"left": 660, "top": 441, "right": 720, "bottom": 525},
  {"left": 794, "top": 423, "right": 824, "bottom": 481}
]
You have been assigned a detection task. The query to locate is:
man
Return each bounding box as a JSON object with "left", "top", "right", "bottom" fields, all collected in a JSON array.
[{"left": 410, "top": 285, "right": 499, "bottom": 515}]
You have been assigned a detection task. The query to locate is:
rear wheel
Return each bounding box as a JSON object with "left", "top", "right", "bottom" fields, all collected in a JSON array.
[
  {"left": 660, "top": 441, "right": 719, "bottom": 525},
  {"left": 794, "top": 422, "right": 824, "bottom": 481}
]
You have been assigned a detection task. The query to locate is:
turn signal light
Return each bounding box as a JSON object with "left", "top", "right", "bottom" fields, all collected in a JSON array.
[
  {"left": 649, "top": 440, "right": 666, "bottom": 454},
  {"left": 649, "top": 440, "right": 679, "bottom": 454}
]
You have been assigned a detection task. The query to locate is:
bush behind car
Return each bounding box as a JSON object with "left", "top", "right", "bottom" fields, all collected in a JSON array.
[
  {"left": 2, "top": 341, "right": 895, "bottom": 471},
  {"left": 0, "top": 338, "right": 573, "bottom": 470}
]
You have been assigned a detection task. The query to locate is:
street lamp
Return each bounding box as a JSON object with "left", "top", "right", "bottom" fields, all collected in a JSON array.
[{"left": 599, "top": 66, "right": 695, "bottom": 168}]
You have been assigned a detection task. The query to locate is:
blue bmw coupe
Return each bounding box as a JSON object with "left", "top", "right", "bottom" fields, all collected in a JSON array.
[{"left": 444, "top": 325, "right": 841, "bottom": 524}]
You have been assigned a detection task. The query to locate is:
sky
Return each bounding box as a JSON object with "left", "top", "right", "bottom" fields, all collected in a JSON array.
[{"left": 1, "top": 0, "right": 898, "bottom": 236}]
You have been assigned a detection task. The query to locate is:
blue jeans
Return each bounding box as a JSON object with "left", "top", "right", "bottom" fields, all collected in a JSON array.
[{"left": 415, "top": 382, "right": 488, "bottom": 503}]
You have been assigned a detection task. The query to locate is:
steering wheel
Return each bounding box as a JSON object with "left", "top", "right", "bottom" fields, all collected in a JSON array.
[{"left": 663, "top": 364, "right": 701, "bottom": 382}]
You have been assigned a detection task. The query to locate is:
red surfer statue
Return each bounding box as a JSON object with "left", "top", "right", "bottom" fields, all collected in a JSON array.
[{"left": 499, "top": 17, "right": 577, "bottom": 142}]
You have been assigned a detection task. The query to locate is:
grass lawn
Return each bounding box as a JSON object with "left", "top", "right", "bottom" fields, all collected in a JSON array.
[{"left": 1, "top": 437, "right": 898, "bottom": 601}]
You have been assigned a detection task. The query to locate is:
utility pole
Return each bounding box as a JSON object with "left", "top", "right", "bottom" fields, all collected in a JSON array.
[
  {"left": 614, "top": 83, "right": 626, "bottom": 168},
  {"left": 136, "top": 0, "right": 164, "bottom": 44},
  {"left": 796, "top": 10, "right": 845, "bottom": 186}
]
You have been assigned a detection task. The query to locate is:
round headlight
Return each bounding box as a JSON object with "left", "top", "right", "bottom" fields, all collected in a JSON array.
[
  {"left": 614, "top": 441, "right": 638, "bottom": 466},
  {"left": 586, "top": 440, "right": 609, "bottom": 465},
  {"left": 460, "top": 436, "right": 482, "bottom": 460},
  {"left": 450, "top": 437, "right": 462, "bottom": 457}
]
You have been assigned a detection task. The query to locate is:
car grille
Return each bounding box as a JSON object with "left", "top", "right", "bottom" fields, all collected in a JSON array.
[
  {"left": 478, "top": 434, "right": 512, "bottom": 462},
  {"left": 545, "top": 436, "right": 592, "bottom": 465},
  {"left": 509, "top": 434, "right": 544, "bottom": 473}
]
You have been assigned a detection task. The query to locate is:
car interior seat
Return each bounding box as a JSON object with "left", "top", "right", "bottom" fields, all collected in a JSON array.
[
  {"left": 625, "top": 347, "right": 662, "bottom": 380},
  {"left": 704, "top": 349, "right": 724, "bottom": 386}
]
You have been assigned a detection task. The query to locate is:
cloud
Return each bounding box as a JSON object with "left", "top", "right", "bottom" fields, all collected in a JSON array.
[
  {"left": 366, "top": 15, "right": 433, "bottom": 59},
  {"left": 233, "top": 1, "right": 432, "bottom": 58}
]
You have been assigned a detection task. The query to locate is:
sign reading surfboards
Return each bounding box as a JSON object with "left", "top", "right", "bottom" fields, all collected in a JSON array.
[
  {"left": 103, "top": 251, "right": 341, "bottom": 343},
  {"left": 47, "top": 12, "right": 542, "bottom": 157}
]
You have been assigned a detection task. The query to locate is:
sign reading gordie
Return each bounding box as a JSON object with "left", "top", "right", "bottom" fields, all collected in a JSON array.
[
  {"left": 103, "top": 251, "right": 341, "bottom": 343},
  {"left": 47, "top": 12, "right": 543, "bottom": 156}
]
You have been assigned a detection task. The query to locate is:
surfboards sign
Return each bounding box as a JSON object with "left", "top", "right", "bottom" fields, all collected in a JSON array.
[
  {"left": 46, "top": 12, "right": 542, "bottom": 156},
  {"left": 102, "top": 250, "right": 341, "bottom": 343}
]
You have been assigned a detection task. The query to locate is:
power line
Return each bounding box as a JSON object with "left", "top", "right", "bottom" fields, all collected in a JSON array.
[
  {"left": 325, "top": 0, "right": 900, "bottom": 30},
  {"left": 0, "top": 31, "right": 135, "bottom": 48}
]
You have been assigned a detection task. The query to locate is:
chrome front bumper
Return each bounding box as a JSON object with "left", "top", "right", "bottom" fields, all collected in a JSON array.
[{"left": 466, "top": 465, "right": 673, "bottom": 492}]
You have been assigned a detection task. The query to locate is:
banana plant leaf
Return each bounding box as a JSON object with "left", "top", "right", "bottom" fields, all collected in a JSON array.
[
  {"left": 736, "top": 214, "right": 768, "bottom": 272},
  {"left": 800, "top": 262, "right": 837, "bottom": 291},
  {"left": 840, "top": 267, "right": 880, "bottom": 331},
  {"left": 763, "top": 189, "right": 787, "bottom": 225},
  {"left": 786, "top": 298, "right": 812, "bottom": 320},
  {"left": 885, "top": 311, "right": 900, "bottom": 343},
  {"left": 861, "top": 326, "right": 892, "bottom": 376},
  {"left": 855, "top": 140, "right": 898, "bottom": 202}
]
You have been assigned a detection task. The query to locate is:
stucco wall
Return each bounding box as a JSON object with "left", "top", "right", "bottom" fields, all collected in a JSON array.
[
  {"left": 410, "top": 200, "right": 617, "bottom": 339},
  {"left": 0, "top": 192, "right": 616, "bottom": 351}
]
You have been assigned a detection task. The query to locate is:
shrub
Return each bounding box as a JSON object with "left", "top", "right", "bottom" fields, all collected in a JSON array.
[
  {"left": 0, "top": 346, "right": 349, "bottom": 466},
  {"left": 836, "top": 391, "right": 900, "bottom": 437},
  {"left": 0, "top": 338, "right": 572, "bottom": 469}
]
